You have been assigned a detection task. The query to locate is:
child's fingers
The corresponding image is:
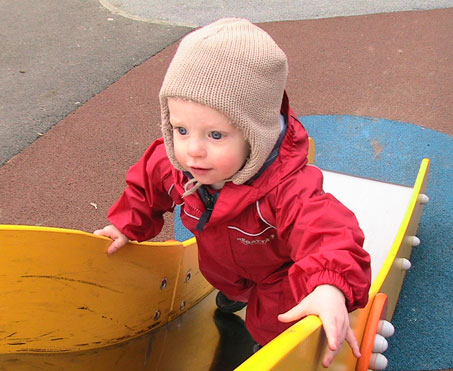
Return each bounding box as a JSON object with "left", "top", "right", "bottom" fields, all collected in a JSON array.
[
  {"left": 107, "top": 239, "right": 124, "bottom": 255},
  {"left": 321, "top": 347, "right": 338, "bottom": 368},
  {"left": 320, "top": 313, "right": 343, "bottom": 351},
  {"left": 321, "top": 327, "right": 343, "bottom": 368},
  {"left": 321, "top": 321, "right": 361, "bottom": 367},
  {"left": 346, "top": 327, "right": 361, "bottom": 358},
  {"left": 319, "top": 313, "right": 349, "bottom": 367},
  {"left": 321, "top": 325, "right": 344, "bottom": 370}
]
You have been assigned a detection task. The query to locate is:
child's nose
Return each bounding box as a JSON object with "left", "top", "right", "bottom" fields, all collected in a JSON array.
[{"left": 187, "top": 138, "right": 206, "bottom": 157}]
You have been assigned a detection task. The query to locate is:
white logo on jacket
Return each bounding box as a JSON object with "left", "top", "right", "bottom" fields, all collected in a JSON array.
[{"left": 236, "top": 234, "right": 275, "bottom": 246}]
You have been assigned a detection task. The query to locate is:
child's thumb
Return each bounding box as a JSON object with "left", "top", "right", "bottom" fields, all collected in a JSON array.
[{"left": 277, "top": 301, "right": 308, "bottom": 323}]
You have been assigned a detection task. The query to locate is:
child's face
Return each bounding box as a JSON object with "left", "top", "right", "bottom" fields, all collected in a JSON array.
[{"left": 168, "top": 98, "right": 250, "bottom": 188}]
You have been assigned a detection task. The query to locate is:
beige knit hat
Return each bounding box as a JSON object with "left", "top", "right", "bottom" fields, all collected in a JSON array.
[{"left": 159, "top": 18, "right": 288, "bottom": 185}]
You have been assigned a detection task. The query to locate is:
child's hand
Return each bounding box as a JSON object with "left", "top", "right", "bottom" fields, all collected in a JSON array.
[
  {"left": 93, "top": 225, "right": 129, "bottom": 255},
  {"left": 278, "top": 284, "right": 361, "bottom": 368}
]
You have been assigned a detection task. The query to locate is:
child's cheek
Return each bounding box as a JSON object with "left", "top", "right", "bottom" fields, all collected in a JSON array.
[
  {"left": 216, "top": 152, "right": 244, "bottom": 176},
  {"left": 173, "top": 141, "right": 186, "bottom": 168}
]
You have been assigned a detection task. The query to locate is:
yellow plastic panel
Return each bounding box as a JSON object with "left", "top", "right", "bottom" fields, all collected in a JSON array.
[
  {"left": 308, "top": 137, "right": 315, "bottom": 164},
  {"left": 0, "top": 225, "right": 183, "bottom": 353},
  {"left": 0, "top": 333, "right": 158, "bottom": 371},
  {"left": 169, "top": 238, "right": 213, "bottom": 321},
  {"left": 0, "top": 290, "right": 236, "bottom": 370}
]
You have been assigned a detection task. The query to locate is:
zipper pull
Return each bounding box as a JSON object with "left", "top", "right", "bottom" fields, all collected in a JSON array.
[{"left": 205, "top": 195, "right": 214, "bottom": 211}]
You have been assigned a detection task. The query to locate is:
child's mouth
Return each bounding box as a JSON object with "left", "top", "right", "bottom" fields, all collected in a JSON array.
[{"left": 190, "top": 166, "right": 211, "bottom": 176}]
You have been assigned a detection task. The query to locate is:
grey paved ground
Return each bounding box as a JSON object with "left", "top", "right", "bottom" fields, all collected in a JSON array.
[
  {"left": 101, "top": 0, "right": 453, "bottom": 26},
  {"left": 1, "top": 0, "right": 451, "bottom": 165},
  {"left": 0, "top": 0, "right": 190, "bottom": 165}
]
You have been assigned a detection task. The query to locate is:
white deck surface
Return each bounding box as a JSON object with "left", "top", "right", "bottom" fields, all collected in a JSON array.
[{"left": 322, "top": 170, "right": 413, "bottom": 281}]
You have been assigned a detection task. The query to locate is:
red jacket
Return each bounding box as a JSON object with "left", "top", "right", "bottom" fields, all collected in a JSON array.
[{"left": 108, "top": 97, "right": 371, "bottom": 345}]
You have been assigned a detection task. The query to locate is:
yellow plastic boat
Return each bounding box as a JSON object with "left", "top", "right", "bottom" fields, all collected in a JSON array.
[{"left": 0, "top": 140, "right": 429, "bottom": 370}]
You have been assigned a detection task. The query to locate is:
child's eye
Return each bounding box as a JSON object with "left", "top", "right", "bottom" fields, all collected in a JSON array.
[
  {"left": 175, "top": 127, "right": 187, "bottom": 135},
  {"left": 209, "top": 131, "right": 223, "bottom": 140}
]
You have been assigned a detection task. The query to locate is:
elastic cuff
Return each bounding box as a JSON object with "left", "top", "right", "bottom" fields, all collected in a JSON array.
[{"left": 305, "top": 269, "right": 356, "bottom": 310}]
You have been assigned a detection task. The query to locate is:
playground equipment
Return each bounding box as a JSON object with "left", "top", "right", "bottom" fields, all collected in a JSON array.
[{"left": 0, "top": 142, "right": 429, "bottom": 370}]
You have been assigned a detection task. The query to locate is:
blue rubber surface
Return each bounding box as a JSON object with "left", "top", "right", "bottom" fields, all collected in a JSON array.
[
  {"left": 302, "top": 115, "right": 453, "bottom": 371},
  {"left": 175, "top": 115, "right": 453, "bottom": 370}
]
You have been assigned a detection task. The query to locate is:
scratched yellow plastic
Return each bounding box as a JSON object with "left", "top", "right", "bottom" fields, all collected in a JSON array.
[{"left": 0, "top": 227, "right": 211, "bottom": 354}]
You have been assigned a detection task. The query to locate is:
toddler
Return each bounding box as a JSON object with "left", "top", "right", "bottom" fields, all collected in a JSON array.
[{"left": 95, "top": 18, "right": 371, "bottom": 367}]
